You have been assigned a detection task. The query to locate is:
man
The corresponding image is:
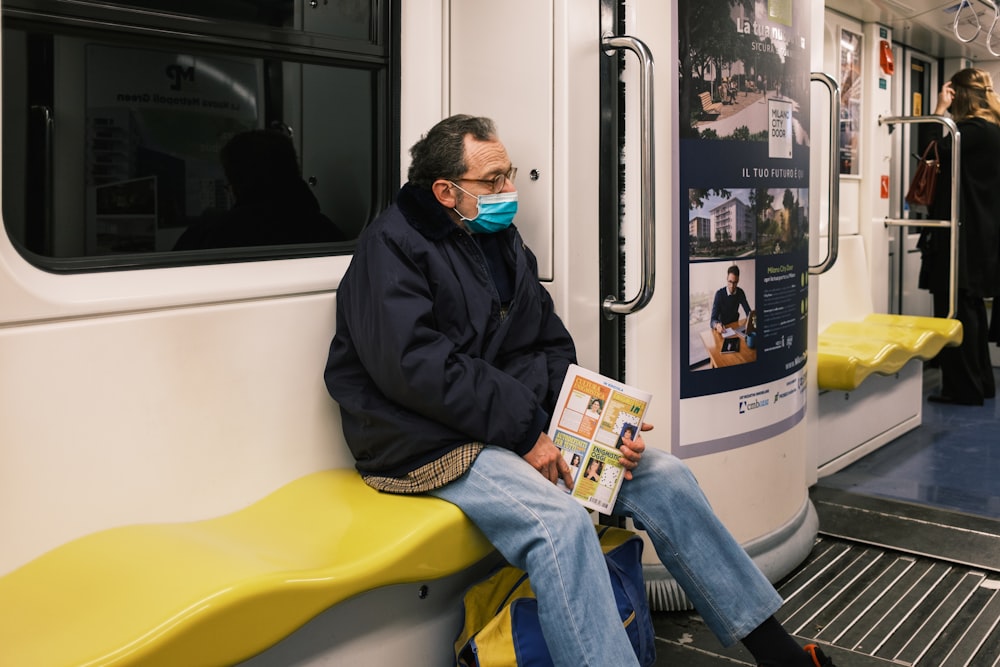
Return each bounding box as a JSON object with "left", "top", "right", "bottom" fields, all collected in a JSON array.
[
  {"left": 711, "top": 264, "right": 753, "bottom": 334},
  {"left": 324, "top": 115, "right": 833, "bottom": 667}
]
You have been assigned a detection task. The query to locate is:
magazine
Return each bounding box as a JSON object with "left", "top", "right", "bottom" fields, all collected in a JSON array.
[{"left": 548, "top": 364, "right": 652, "bottom": 514}]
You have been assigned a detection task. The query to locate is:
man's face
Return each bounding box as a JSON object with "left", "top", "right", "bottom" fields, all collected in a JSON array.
[
  {"left": 449, "top": 136, "right": 516, "bottom": 221},
  {"left": 726, "top": 272, "right": 739, "bottom": 295}
]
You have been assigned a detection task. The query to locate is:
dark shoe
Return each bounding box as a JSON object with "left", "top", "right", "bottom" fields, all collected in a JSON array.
[
  {"left": 928, "top": 394, "right": 984, "bottom": 406},
  {"left": 804, "top": 643, "right": 836, "bottom": 666}
]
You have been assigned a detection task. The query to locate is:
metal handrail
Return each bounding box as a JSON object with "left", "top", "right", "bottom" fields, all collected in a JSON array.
[
  {"left": 601, "top": 34, "right": 655, "bottom": 318},
  {"left": 809, "top": 72, "right": 841, "bottom": 275},
  {"left": 878, "top": 114, "right": 960, "bottom": 319}
]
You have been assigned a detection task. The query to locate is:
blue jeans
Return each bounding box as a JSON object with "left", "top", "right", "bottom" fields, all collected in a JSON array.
[{"left": 428, "top": 446, "right": 782, "bottom": 667}]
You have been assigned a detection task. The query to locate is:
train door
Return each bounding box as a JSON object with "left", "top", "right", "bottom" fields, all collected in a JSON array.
[
  {"left": 449, "top": 1, "right": 555, "bottom": 287},
  {"left": 891, "top": 50, "right": 939, "bottom": 319},
  {"left": 596, "top": 0, "right": 822, "bottom": 588}
]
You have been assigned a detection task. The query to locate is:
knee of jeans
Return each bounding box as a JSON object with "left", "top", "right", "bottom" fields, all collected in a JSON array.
[
  {"left": 556, "top": 498, "right": 599, "bottom": 538},
  {"left": 645, "top": 449, "right": 688, "bottom": 474},
  {"left": 511, "top": 495, "right": 595, "bottom": 561},
  {"left": 644, "top": 451, "right": 702, "bottom": 493}
]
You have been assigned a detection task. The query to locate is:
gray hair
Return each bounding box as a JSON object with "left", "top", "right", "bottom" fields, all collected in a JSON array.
[{"left": 408, "top": 115, "right": 497, "bottom": 188}]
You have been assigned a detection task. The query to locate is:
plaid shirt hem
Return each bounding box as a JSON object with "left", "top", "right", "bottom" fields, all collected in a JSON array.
[{"left": 361, "top": 443, "right": 486, "bottom": 494}]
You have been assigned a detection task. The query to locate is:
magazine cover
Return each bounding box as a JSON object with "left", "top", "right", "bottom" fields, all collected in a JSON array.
[{"left": 548, "top": 364, "right": 653, "bottom": 514}]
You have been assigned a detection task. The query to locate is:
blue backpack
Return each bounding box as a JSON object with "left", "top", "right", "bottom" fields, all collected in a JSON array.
[{"left": 454, "top": 525, "right": 656, "bottom": 666}]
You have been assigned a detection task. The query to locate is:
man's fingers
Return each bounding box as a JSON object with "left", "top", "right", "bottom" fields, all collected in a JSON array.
[
  {"left": 619, "top": 453, "right": 638, "bottom": 470},
  {"left": 526, "top": 439, "right": 576, "bottom": 489},
  {"left": 560, "top": 462, "right": 575, "bottom": 491},
  {"left": 538, "top": 455, "right": 560, "bottom": 483}
]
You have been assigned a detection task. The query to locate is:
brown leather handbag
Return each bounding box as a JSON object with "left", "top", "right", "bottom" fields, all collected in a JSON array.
[{"left": 905, "top": 140, "right": 940, "bottom": 207}]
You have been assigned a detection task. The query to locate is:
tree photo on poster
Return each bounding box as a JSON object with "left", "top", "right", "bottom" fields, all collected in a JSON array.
[{"left": 679, "top": 0, "right": 810, "bottom": 146}]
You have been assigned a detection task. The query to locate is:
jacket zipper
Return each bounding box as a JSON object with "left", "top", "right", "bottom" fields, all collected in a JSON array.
[{"left": 458, "top": 230, "right": 511, "bottom": 321}]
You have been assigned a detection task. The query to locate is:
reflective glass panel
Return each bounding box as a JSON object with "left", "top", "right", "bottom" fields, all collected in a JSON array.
[{"left": 2, "top": 0, "right": 395, "bottom": 268}]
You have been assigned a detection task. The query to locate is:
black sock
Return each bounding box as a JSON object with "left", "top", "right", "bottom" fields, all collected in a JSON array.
[{"left": 741, "top": 616, "right": 812, "bottom": 666}]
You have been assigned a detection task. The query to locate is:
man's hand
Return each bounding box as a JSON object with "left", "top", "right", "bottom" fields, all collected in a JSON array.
[
  {"left": 619, "top": 422, "right": 653, "bottom": 481},
  {"left": 714, "top": 322, "right": 724, "bottom": 334},
  {"left": 523, "top": 432, "right": 575, "bottom": 490}
]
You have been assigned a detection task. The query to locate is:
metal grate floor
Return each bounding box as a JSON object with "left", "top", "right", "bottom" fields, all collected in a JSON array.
[
  {"left": 777, "top": 536, "right": 1000, "bottom": 666},
  {"left": 652, "top": 536, "right": 1000, "bottom": 666}
]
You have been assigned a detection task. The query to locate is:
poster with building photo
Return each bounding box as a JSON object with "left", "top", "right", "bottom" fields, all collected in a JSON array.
[{"left": 677, "top": 0, "right": 810, "bottom": 454}]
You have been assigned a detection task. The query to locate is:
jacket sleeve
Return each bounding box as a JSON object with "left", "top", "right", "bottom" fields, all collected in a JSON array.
[
  {"left": 338, "top": 228, "right": 552, "bottom": 455},
  {"left": 709, "top": 289, "right": 723, "bottom": 327}
]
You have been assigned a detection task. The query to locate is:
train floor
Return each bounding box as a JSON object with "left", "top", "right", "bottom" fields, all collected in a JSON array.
[{"left": 650, "top": 365, "right": 1000, "bottom": 666}]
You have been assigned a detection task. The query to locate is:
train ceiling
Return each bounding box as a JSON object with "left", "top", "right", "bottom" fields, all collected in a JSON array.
[{"left": 826, "top": 0, "right": 1000, "bottom": 61}]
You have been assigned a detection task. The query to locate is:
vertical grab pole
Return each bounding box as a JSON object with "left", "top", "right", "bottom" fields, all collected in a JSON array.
[
  {"left": 600, "top": 34, "right": 655, "bottom": 318},
  {"left": 809, "top": 72, "right": 841, "bottom": 275}
]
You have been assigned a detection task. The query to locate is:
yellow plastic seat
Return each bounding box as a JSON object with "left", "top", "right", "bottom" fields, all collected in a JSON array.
[
  {"left": 863, "top": 312, "right": 963, "bottom": 343},
  {"left": 817, "top": 314, "right": 963, "bottom": 391},
  {"left": 0, "top": 469, "right": 494, "bottom": 667}
]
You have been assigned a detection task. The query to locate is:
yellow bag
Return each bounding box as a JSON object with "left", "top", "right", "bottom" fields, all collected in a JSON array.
[{"left": 454, "top": 525, "right": 655, "bottom": 666}]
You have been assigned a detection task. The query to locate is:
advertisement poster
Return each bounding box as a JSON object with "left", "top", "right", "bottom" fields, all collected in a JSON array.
[
  {"left": 677, "top": 0, "right": 810, "bottom": 454},
  {"left": 85, "top": 44, "right": 260, "bottom": 253},
  {"left": 839, "top": 28, "right": 862, "bottom": 175}
]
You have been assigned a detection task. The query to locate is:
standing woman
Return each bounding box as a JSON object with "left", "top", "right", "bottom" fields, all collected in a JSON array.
[{"left": 919, "top": 68, "right": 1000, "bottom": 405}]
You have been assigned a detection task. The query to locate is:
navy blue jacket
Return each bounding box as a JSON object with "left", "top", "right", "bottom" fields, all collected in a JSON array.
[{"left": 324, "top": 183, "right": 577, "bottom": 477}]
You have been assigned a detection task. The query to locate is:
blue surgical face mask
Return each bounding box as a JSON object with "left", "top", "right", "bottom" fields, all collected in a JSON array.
[{"left": 451, "top": 183, "right": 518, "bottom": 234}]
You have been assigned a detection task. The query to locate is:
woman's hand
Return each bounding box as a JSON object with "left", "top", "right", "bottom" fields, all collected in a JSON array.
[{"left": 935, "top": 81, "right": 955, "bottom": 115}]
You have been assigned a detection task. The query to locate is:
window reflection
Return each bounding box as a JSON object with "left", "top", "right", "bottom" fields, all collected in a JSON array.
[
  {"left": 2, "top": 3, "right": 391, "bottom": 265},
  {"left": 174, "top": 129, "right": 348, "bottom": 250}
]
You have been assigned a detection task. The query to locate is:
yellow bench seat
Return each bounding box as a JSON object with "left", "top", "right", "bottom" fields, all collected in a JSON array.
[
  {"left": 0, "top": 469, "right": 494, "bottom": 667},
  {"left": 863, "top": 312, "right": 964, "bottom": 340},
  {"left": 817, "top": 313, "right": 963, "bottom": 391}
]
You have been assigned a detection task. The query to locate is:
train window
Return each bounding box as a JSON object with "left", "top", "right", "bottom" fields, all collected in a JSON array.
[
  {"left": 1, "top": 0, "right": 397, "bottom": 269},
  {"left": 93, "top": 0, "right": 375, "bottom": 41}
]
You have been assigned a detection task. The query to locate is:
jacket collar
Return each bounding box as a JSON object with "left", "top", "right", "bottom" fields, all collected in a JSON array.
[{"left": 396, "top": 182, "right": 461, "bottom": 241}]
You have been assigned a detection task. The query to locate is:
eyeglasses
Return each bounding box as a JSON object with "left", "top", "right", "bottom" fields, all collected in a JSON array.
[{"left": 455, "top": 166, "right": 517, "bottom": 194}]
